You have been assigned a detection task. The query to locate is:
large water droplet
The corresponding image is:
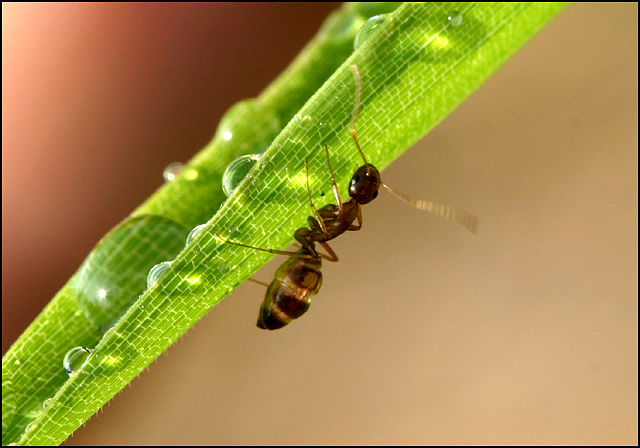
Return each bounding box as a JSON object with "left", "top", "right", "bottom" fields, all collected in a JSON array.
[
  {"left": 69, "top": 215, "right": 191, "bottom": 332},
  {"left": 63, "top": 346, "right": 92, "bottom": 375},
  {"left": 354, "top": 14, "right": 388, "bottom": 50},
  {"left": 147, "top": 261, "right": 172, "bottom": 289},
  {"left": 447, "top": 11, "right": 463, "bottom": 27},
  {"left": 222, "top": 154, "right": 262, "bottom": 197},
  {"left": 163, "top": 162, "right": 184, "bottom": 182},
  {"left": 215, "top": 100, "right": 280, "bottom": 154}
]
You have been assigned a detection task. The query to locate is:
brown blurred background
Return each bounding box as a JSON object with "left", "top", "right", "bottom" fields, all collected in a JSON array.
[{"left": 2, "top": 3, "right": 637, "bottom": 445}]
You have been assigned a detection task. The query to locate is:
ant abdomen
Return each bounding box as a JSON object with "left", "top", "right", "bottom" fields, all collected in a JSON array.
[{"left": 257, "top": 248, "right": 323, "bottom": 330}]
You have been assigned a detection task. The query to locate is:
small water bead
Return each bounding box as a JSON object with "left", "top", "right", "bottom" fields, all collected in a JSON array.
[
  {"left": 447, "top": 11, "right": 463, "bottom": 27},
  {"left": 291, "top": 114, "right": 313, "bottom": 132},
  {"left": 218, "top": 263, "right": 232, "bottom": 275},
  {"left": 42, "top": 398, "right": 52, "bottom": 411},
  {"left": 162, "top": 162, "right": 184, "bottom": 182},
  {"left": 222, "top": 154, "right": 261, "bottom": 197},
  {"left": 147, "top": 261, "right": 172, "bottom": 289},
  {"left": 63, "top": 346, "right": 92, "bottom": 375},
  {"left": 354, "top": 14, "right": 388, "bottom": 50},
  {"left": 185, "top": 224, "right": 207, "bottom": 246}
]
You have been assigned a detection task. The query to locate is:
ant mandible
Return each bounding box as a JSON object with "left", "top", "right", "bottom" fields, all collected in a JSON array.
[{"left": 217, "top": 65, "right": 479, "bottom": 330}]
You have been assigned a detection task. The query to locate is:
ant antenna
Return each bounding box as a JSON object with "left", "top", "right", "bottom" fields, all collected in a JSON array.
[
  {"left": 348, "top": 64, "right": 479, "bottom": 235},
  {"left": 382, "top": 182, "right": 479, "bottom": 234},
  {"left": 349, "top": 65, "right": 370, "bottom": 174}
]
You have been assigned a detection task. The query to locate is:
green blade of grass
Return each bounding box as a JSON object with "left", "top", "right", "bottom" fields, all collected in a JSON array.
[{"left": 3, "top": 2, "right": 568, "bottom": 445}]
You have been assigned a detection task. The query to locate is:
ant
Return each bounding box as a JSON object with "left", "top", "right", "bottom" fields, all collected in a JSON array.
[
  {"left": 217, "top": 65, "right": 479, "bottom": 330},
  {"left": 216, "top": 163, "right": 335, "bottom": 330}
]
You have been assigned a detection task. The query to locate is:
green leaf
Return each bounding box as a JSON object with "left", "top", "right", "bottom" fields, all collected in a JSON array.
[{"left": 2, "top": 2, "right": 568, "bottom": 445}]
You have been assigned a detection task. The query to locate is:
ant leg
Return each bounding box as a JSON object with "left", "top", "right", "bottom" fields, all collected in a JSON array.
[
  {"left": 305, "top": 160, "right": 330, "bottom": 237},
  {"left": 247, "top": 278, "right": 270, "bottom": 288},
  {"left": 215, "top": 233, "right": 315, "bottom": 259},
  {"left": 323, "top": 144, "right": 344, "bottom": 212},
  {"left": 318, "top": 242, "right": 339, "bottom": 262},
  {"left": 348, "top": 204, "right": 363, "bottom": 231}
]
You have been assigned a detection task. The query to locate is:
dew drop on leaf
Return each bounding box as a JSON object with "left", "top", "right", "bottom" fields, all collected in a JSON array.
[
  {"left": 215, "top": 99, "right": 280, "bottom": 151},
  {"left": 222, "top": 154, "right": 262, "bottom": 197},
  {"left": 218, "top": 263, "right": 232, "bottom": 274},
  {"left": 63, "top": 346, "right": 92, "bottom": 375},
  {"left": 147, "top": 261, "right": 172, "bottom": 289},
  {"left": 2, "top": 377, "right": 16, "bottom": 434},
  {"left": 185, "top": 224, "right": 207, "bottom": 246},
  {"left": 68, "top": 215, "right": 190, "bottom": 332},
  {"left": 42, "top": 398, "right": 52, "bottom": 411},
  {"left": 162, "top": 162, "right": 184, "bottom": 182},
  {"left": 447, "top": 11, "right": 463, "bottom": 27},
  {"left": 354, "top": 14, "right": 388, "bottom": 50}
]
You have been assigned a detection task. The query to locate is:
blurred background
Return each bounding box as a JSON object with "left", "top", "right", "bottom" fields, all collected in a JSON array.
[{"left": 2, "top": 3, "right": 637, "bottom": 445}]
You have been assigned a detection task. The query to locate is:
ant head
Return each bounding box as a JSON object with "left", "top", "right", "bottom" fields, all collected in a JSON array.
[{"left": 349, "top": 164, "right": 381, "bottom": 204}]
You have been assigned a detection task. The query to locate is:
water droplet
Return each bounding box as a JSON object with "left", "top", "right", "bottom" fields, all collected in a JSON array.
[
  {"left": 69, "top": 215, "right": 191, "bottom": 332},
  {"left": 42, "top": 398, "right": 52, "bottom": 411},
  {"left": 185, "top": 224, "right": 207, "bottom": 246},
  {"left": 222, "top": 154, "right": 262, "bottom": 197},
  {"left": 354, "top": 14, "right": 388, "bottom": 50},
  {"left": 214, "top": 100, "right": 280, "bottom": 153},
  {"left": 163, "top": 162, "right": 184, "bottom": 182},
  {"left": 63, "top": 346, "right": 92, "bottom": 375},
  {"left": 292, "top": 114, "right": 313, "bottom": 132},
  {"left": 218, "top": 263, "right": 232, "bottom": 274},
  {"left": 447, "top": 11, "right": 463, "bottom": 27},
  {"left": 147, "top": 261, "right": 172, "bottom": 289},
  {"left": 2, "top": 377, "right": 16, "bottom": 433}
]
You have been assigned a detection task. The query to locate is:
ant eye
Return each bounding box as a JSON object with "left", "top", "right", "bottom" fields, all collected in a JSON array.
[
  {"left": 372, "top": 190, "right": 378, "bottom": 200},
  {"left": 352, "top": 174, "right": 360, "bottom": 185}
]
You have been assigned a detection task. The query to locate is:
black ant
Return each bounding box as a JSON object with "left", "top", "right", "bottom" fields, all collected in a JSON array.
[
  {"left": 217, "top": 65, "right": 478, "bottom": 330},
  {"left": 216, "top": 164, "right": 335, "bottom": 330}
]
